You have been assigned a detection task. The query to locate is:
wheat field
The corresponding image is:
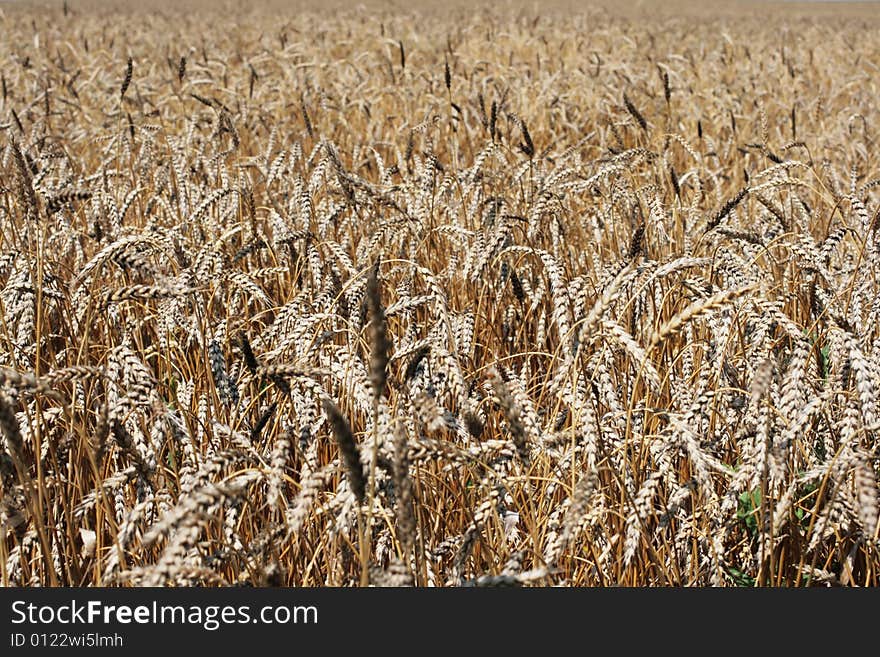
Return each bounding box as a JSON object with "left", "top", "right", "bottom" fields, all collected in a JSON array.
[{"left": 1, "top": 0, "right": 879, "bottom": 587}]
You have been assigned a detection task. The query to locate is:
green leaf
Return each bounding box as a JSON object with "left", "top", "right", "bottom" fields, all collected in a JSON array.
[
  {"left": 737, "top": 489, "right": 762, "bottom": 535},
  {"left": 726, "top": 566, "right": 755, "bottom": 587}
]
